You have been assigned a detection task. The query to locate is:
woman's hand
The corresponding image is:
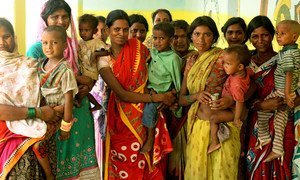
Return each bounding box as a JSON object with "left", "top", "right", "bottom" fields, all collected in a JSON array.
[
  {"left": 40, "top": 106, "right": 62, "bottom": 123},
  {"left": 210, "top": 96, "right": 234, "bottom": 110},
  {"left": 196, "top": 91, "right": 211, "bottom": 105},
  {"left": 160, "top": 89, "right": 177, "bottom": 106}
]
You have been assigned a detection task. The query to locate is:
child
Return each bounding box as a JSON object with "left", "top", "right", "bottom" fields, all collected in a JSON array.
[
  {"left": 208, "top": 45, "right": 252, "bottom": 154},
  {"left": 38, "top": 25, "right": 78, "bottom": 179},
  {"left": 77, "top": 14, "right": 108, "bottom": 111},
  {"left": 257, "top": 20, "right": 300, "bottom": 162},
  {"left": 140, "top": 22, "right": 182, "bottom": 153},
  {"left": 93, "top": 15, "right": 108, "bottom": 43}
]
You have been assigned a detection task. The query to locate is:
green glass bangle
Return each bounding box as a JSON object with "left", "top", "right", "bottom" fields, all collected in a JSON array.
[
  {"left": 27, "top": 107, "right": 36, "bottom": 119},
  {"left": 186, "top": 95, "right": 193, "bottom": 104}
]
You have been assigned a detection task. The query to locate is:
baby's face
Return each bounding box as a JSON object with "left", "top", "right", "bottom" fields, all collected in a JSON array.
[
  {"left": 276, "top": 23, "right": 297, "bottom": 46},
  {"left": 79, "top": 22, "right": 96, "bottom": 41},
  {"left": 222, "top": 52, "right": 241, "bottom": 75}
]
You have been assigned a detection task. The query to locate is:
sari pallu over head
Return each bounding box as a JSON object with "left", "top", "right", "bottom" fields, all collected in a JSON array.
[{"left": 105, "top": 39, "right": 172, "bottom": 179}]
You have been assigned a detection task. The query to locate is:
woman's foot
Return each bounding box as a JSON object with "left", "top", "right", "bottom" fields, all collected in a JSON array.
[
  {"left": 264, "top": 151, "right": 282, "bottom": 163},
  {"left": 207, "top": 143, "right": 221, "bottom": 154}
]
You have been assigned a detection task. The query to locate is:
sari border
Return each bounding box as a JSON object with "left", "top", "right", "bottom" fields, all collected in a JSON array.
[{"left": 0, "top": 137, "right": 41, "bottom": 179}]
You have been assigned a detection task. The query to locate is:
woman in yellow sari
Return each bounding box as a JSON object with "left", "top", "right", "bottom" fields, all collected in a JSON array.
[{"left": 179, "top": 16, "right": 241, "bottom": 179}]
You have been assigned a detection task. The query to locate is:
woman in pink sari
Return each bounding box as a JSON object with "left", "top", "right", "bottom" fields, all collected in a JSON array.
[{"left": 97, "top": 10, "right": 176, "bottom": 179}]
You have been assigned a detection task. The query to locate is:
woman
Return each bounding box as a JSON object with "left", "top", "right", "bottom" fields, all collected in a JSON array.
[
  {"left": 0, "top": 17, "right": 62, "bottom": 179},
  {"left": 144, "top": 9, "right": 172, "bottom": 48},
  {"left": 245, "top": 15, "right": 295, "bottom": 179},
  {"left": 128, "top": 14, "right": 148, "bottom": 43},
  {"left": 178, "top": 16, "right": 241, "bottom": 179},
  {"left": 221, "top": 17, "right": 247, "bottom": 47},
  {"left": 26, "top": 0, "right": 99, "bottom": 179},
  {"left": 97, "top": 9, "right": 176, "bottom": 179},
  {"left": 167, "top": 19, "right": 193, "bottom": 179}
]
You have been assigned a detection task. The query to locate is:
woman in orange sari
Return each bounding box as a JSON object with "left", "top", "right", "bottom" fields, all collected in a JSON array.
[{"left": 97, "top": 10, "right": 176, "bottom": 179}]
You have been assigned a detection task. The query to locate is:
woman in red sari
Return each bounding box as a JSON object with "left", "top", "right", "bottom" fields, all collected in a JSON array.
[
  {"left": 245, "top": 15, "right": 296, "bottom": 179},
  {"left": 97, "top": 10, "right": 176, "bottom": 179}
]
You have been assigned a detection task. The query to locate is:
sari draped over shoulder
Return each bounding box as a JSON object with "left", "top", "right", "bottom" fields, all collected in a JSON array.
[
  {"left": 184, "top": 47, "right": 241, "bottom": 180},
  {"left": 0, "top": 51, "right": 44, "bottom": 179},
  {"left": 105, "top": 39, "right": 172, "bottom": 179},
  {"left": 246, "top": 54, "right": 295, "bottom": 180}
]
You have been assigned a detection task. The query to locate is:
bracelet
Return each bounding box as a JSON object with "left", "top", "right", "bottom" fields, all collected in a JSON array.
[
  {"left": 186, "top": 95, "right": 193, "bottom": 104},
  {"left": 36, "top": 107, "right": 42, "bottom": 119},
  {"left": 60, "top": 119, "right": 74, "bottom": 132},
  {"left": 27, "top": 107, "right": 36, "bottom": 119},
  {"left": 149, "top": 93, "right": 154, "bottom": 103}
]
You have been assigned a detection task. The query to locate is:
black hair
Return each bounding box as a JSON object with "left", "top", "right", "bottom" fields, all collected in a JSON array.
[
  {"left": 188, "top": 16, "right": 219, "bottom": 43},
  {"left": 129, "top": 14, "right": 149, "bottom": 32},
  {"left": 224, "top": 44, "right": 251, "bottom": 67},
  {"left": 96, "top": 16, "right": 106, "bottom": 24},
  {"left": 153, "top": 22, "right": 174, "bottom": 38},
  {"left": 221, "top": 17, "right": 247, "bottom": 42},
  {"left": 170, "top": 20, "right": 189, "bottom": 32},
  {"left": 246, "top": 15, "right": 275, "bottom": 40},
  {"left": 151, "top": 9, "right": 172, "bottom": 24},
  {"left": 41, "top": 0, "right": 71, "bottom": 25},
  {"left": 106, "top": 9, "right": 130, "bottom": 28},
  {"left": 43, "top": 25, "right": 67, "bottom": 42},
  {"left": 79, "top": 14, "right": 99, "bottom": 29},
  {"left": 0, "top": 18, "right": 14, "bottom": 37}
]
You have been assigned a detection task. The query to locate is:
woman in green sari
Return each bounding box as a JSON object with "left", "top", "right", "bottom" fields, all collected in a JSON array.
[{"left": 26, "top": 0, "right": 99, "bottom": 179}]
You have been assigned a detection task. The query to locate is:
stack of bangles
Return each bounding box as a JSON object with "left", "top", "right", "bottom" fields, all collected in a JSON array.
[{"left": 60, "top": 119, "right": 74, "bottom": 132}]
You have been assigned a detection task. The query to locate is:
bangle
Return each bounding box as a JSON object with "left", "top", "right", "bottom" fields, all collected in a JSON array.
[
  {"left": 27, "top": 107, "right": 36, "bottom": 119},
  {"left": 36, "top": 107, "right": 42, "bottom": 119},
  {"left": 186, "top": 95, "right": 193, "bottom": 104},
  {"left": 149, "top": 93, "right": 154, "bottom": 103},
  {"left": 60, "top": 119, "right": 74, "bottom": 132}
]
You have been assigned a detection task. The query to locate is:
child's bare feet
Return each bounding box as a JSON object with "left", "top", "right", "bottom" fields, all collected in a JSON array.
[
  {"left": 208, "top": 143, "right": 221, "bottom": 154},
  {"left": 140, "top": 136, "right": 154, "bottom": 154},
  {"left": 264, "top": 151, "right": 282, "bottom": 164}
]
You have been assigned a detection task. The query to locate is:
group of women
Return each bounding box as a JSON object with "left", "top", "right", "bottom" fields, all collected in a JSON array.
[{"left": 0, "top": 0, "right": 299, "bottom": 179}]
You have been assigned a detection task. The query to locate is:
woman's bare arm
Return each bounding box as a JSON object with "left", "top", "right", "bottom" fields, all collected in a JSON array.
[
  {"left": 100, "top": 67, "right": 175, "bottom": 105},
  {"left": 0, "top": 105, "right": 59, "bottom": 122}
]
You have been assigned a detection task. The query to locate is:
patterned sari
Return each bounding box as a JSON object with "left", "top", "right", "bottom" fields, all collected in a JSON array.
[
  {"left": 184, "top": 47, "right": 241, "bottom": 179},
  {"left": 0, "top": 51, "right": 44, "bottom": 179},
  {"left": 246, "top": 55, "right": 295, "bottom": 180},
  {"left": 105, "top": 39, "right": 172, "bottom": 179}
]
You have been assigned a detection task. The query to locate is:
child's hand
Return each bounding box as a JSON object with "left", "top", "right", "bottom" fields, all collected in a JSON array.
[
  {"left": 286, "top": 93, "right": 295, "bottom": 108},
  {"left": 59, "top": 130, "right": 70, "bottom": 141}
]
